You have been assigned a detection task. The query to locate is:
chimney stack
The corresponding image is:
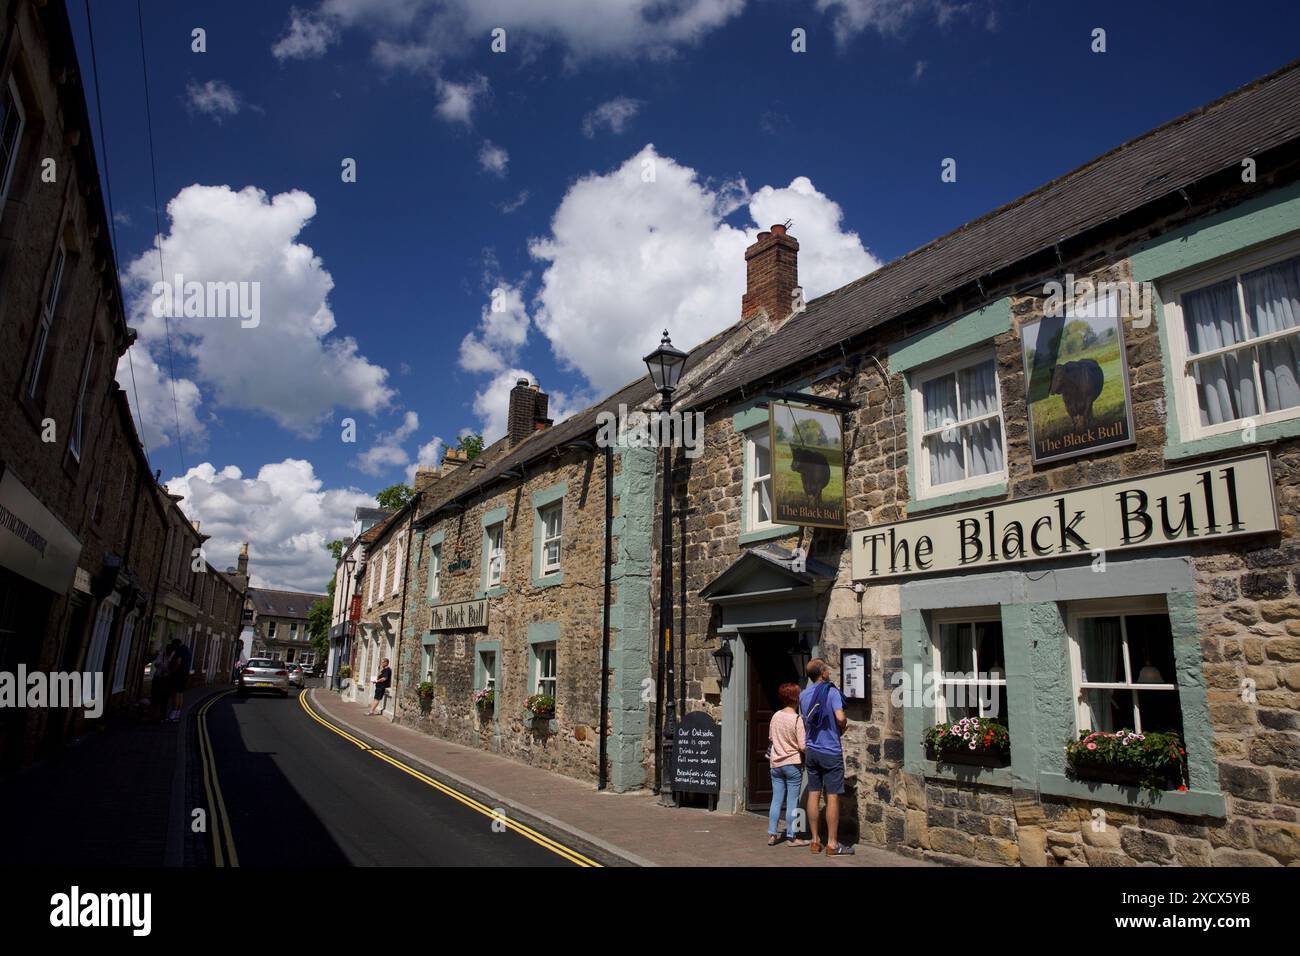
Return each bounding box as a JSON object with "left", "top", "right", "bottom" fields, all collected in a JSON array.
[
  {"left": 507, "top": 378, "right": 551, "bottom": 446},
  {"left": 413, "top": 465, "right": 441, "bottom": 494},
  {"left": 742, "top": 223, "right": 800, "bottom": 325},
  {"left": 237, "top": 542, "right": 249, "bottom": 575},
  {"left": 442, "top": 448, "right": 467, "bottom": 471}
]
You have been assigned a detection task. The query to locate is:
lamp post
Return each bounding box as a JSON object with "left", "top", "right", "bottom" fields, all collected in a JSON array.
[{"left": 644, "top": 329, "right": 688, "bottom": 805}]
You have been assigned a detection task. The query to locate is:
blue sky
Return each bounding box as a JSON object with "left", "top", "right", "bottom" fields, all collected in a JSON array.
[{"left": 69, "top": 0, "right": 1300, "bottom": 589}]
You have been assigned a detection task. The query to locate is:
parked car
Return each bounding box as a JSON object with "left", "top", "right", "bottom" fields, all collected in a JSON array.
[
  {"left": 287, "top": 664, "right": 305, "bottom": 688},
  {"left": 237, "top": 659, "right": 290, "bottom": 698}
]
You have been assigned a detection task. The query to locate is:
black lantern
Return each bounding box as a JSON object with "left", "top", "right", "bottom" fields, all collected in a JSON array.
[
  {"left": 789, "top": 633, "right": 812, "bottom": 677},
  {"left": 643, "top": 329, "right": 688, "bottom": 395},
  {"left": 712, "top": 640, "right": 734, "bottom": 686}
]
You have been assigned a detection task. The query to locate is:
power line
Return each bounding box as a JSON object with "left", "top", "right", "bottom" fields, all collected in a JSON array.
[
  {"left": 83, "top": 0, "right": 149, "bottom": 462},
  {"left": 135, "top": 0, "right": 186, "bottom": 472}
]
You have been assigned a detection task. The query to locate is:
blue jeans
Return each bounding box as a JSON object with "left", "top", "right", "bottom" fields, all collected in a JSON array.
[{"left": 768, "top": 763, "right": 803, "bottom": 836}]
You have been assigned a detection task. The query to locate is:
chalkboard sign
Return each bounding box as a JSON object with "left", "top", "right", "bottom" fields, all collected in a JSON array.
[{"left": 673, "top": 711, "right": 721, "bottom": 795}]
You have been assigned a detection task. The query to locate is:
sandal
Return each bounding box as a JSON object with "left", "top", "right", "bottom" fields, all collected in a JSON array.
[
  {"left": 810, "top": 841, "right": 823, "bottom": 854},
  {"left": 786, "top": 837, "right": 810, "bottom": 847},
  {"left": 767, "top": 834, "right": 781, "bottom": 846},
  {"left": 827, "top": 844, "right": 856, "bottom": 856}
]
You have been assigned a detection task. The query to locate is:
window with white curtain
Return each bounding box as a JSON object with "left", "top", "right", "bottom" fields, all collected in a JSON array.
[
  {"left": 428, "top": 543, "right": 441, "bottom": 602},
  {"left": 539, "top": 503, "right": 562, "bottom": 575},
  {"left": 534, "top": 643, "right": 557, "bottom": 699},
  {"left": 1163, "top": 242, "right": 1300, "bottom": 439},
  {"left": 745, "top": 427, "right": 773, "bottom": 529},
  {"left": 1067, "top": 599, "right": 1183, "bottom": 736},
  {"left": 911, "top": 351, "right": 1006, "bottom": 498},
  {"left": 931, "top": 611, "right": 1007, "bottom": 722},
  {"left": 392, "top": 533, "right": 404, "bottom": 594},
  {"left": 486, "top": 523, "right": 504, "bottom": 587},
  {"left": 378, "top": 543, "right": 389, "bottom": 597}
]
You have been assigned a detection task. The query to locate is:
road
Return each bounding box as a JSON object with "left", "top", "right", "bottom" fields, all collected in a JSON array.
[{"left": 197, "top": 686, "right": 592, "bottom": 866}]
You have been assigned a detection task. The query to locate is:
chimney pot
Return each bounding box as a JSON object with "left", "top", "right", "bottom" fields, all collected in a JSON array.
[{"left": 770, "top": 223, "right": 786, "bottom": 235}]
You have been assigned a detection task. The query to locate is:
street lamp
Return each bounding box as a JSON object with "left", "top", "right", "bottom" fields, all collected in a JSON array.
[{"left": 644, "top": 329, "right": 688, "bottom": 804}]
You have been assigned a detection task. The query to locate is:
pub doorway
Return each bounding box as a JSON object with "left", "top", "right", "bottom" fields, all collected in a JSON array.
[{"left": 744, "top": 636, "right": 801, "bottom": 811}]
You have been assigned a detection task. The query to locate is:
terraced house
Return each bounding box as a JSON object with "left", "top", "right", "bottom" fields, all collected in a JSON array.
[{"left": 664, "top": 61, "right": 1300, "bottom": 866}]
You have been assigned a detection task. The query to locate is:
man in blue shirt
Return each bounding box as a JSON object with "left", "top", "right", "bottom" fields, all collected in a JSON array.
[{"left": 799, "top": 658, "right": 853, "bottom": 855}]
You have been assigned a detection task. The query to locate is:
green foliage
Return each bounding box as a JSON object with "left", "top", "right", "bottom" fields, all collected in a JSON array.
[
  {"left": 417, "top": 681, "right": 435, "bottom": 698},
  {"left": 456, "top": 433, "right": 485, "bottom": 460},
  {"left": 1065, "top": 729, "right": 1187, "bottom": 792},
  {"left": 338, "top": 664, "right": 352, "bottom": 679},
  {"left": 308, "top": 598, "right": 331, "bottom": 657},
  {"left": 376, "top": 483, "right": 413, "bottom": 511},
  {"left": 473, "top": 687, "right": 495, "bottom": 708},
  {"left": 326, "top": 539, "right": 345, "bottom": 561},
  {"left": 924, "top": 716, "right": 1010, "bottom": 756}
]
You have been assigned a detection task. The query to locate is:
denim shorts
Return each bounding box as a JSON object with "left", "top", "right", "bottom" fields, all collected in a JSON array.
[{"left": 804, "top": 748, "right": 845, "bottom": 795}]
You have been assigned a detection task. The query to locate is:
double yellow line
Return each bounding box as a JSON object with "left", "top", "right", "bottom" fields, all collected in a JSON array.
[
  {"left": 298, "top": 691, "right": 601, "bottom": 867},
  {"left": 196, "top": 689, "right": 240, "bottom": 866}
]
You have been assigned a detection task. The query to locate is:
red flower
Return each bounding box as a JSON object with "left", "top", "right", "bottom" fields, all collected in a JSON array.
[{"left": 1178, "top": 785, "right": 1187, "bottom": 792}]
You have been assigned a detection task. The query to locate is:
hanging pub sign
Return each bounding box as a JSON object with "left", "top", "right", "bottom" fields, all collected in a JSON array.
[
  {"left": 673, "top": 711, "right": 722, "bottom": 795},
  {"left": 1021, "top": 295, "right": 1136, "bottom": 464},
  {"left": 768, "top": 399, "right": 846, "bottom": 529},
  {"left": 851, "top": 452, "right": 1278, "bottom": 581},
  {"left": 430, "top": 598, "right": 489, "bottom": 631}
]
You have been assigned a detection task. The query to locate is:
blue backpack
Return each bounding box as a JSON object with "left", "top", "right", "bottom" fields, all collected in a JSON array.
[{"left": 801, "top": 681, "right": 836, "bottom": 738}]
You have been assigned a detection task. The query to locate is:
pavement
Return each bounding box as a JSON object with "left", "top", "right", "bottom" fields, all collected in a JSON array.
[
  {"left": 310, "top": 688, "right": 935, "bottom": 868},
  {"left": 0, "top": 681, "right": 226, "bottom": 866}
]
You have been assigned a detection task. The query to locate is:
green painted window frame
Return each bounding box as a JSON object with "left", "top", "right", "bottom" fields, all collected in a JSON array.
[
  {"left": 899, "top": 562, "right": 1225, "bottom": 818},
  {"left": 473, "top": 638, "right": 501, "bottom": 719},
  {"left": 477, "top": 506, "right": 508, "bottom": 599},
  {"left": 530, "top": 481, "right": 567, "bottom": 589},
  {"left": 891, "top": 299, "right": 1012, "bottom": 514},
  {"left": 526, "top": 622, "right": 559, "bottom": 729},
  {"left": 419, "top": 632, "right": 438, "bottom": 689},
  {"left": 1131, "top": 181, "right": 1300, "bottom": 461},
  {"left": 426, "top": 530, "right": 445, "bottom": 605}
]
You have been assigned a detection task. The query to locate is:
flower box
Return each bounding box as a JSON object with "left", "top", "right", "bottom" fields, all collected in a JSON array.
[
  {"left": 525, "top": 693, "right": 555, "bottom": 721},
  {"left": 1064, "top": 729, "right": 1187, "bottom": 793},
  {"left": 923, "top": 717, "right": 1011, "bottom": 769}
]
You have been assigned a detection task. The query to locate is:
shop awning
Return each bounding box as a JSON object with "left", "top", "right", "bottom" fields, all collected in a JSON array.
[{"left": 0, "top": 466, "right": 82, "bottom": 594}]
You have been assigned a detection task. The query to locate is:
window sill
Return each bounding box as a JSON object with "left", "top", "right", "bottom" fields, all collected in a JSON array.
[
  {"left": 1164, "top": 417, "right": 1300, "bottom": 463},
  {"left": 739, "top": 523, "right": 798, "bottom": 546},
  {"left": 475, "top": 586, "right": 508, "bottom": 600},
  {"left": 1037, "top": 772, "right": 1225, "bottom": 818},
  {"left": 916, "top": 759, "right": 1015, "bottom": 789},
  {"left": 907, "top": 481, "right": 1008, "bottom": 515},
  {"left": 531, "top": 570, "right": 564, "bottom": 590}
]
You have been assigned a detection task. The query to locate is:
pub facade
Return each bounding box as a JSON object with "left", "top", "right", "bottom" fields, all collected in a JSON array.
[{"left": 664, "top": 61, "right": 1300, "bottom": 865}]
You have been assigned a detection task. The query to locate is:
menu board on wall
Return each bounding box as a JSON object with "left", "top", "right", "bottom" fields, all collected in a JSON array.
[{"left": 673, "top": 711, "right": 722, "bottom": 795}]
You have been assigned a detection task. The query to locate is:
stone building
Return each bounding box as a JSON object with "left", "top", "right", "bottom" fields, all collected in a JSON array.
[
  {"left": 344, "top": 508, "right": 409, "bottom": 713},
  {"left": 661, "top": 61, "right": 1300, "bottom": 866},
  {"left": 246, "top": 586, "right": 327, "bottom": 667},
  {"left": 327, "top": 507, "right": 391, "bottom": 691}
]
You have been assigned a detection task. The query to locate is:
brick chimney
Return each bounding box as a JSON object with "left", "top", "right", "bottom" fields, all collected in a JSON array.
[
  {"left": 742, "top": 223, "right": 800, "bottom": 325},
  {"left": 507, "top": 379, "right": 552, "bottom": 445},
  {"left": 413, "top": 465, "right": 441, "bottom": 495},
  {"left": 441, "top": 448, "right": 467, "bottom": 472},
  {"left": 237, "top": 542, "right": 249, "bottom": 576}
]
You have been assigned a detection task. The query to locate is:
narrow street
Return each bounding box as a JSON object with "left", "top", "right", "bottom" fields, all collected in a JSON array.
[{"left": 196, "top": 686, "right": 591, "bottom": 867}]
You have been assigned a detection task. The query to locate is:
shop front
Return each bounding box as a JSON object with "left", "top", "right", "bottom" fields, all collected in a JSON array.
[{"left": 700, "top": 545, "right": 835, "bottom": 813}]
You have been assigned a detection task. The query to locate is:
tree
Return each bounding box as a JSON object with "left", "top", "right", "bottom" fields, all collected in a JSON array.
[
  {"left": 376, "top": 483, "right": 413, "bottom": 511},
  {"left": 308, "top": 597, "right": 331, "bottom": 659},
  {"left": 457, "top": 433, "right": 485, "bottom": 460},
  {"left": 325, "top": 539, "right": 345, "bottom": 562}
]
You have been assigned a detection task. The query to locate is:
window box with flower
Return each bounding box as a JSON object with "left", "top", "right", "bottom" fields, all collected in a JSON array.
[
  {"left": 1065, "top": 729, "right": 1187, "bottom": 792},
  {"left": 923, "top": 716, "right": 1010, "bottom": 768},
  {"left": 525, "top": 692, "right": 555, "bottom": 722},
  {"left": 473, "top": 687, "right": 495, "bottom": 718}
]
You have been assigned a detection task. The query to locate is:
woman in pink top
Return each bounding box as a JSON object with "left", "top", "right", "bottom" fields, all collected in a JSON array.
[{"left": 767, "top": 682, "right": 810, "bottom": 846}]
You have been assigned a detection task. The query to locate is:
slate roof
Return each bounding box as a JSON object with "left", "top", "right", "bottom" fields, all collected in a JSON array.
[
  {"left": 246, "top": 587, "right": 326, "bottom": 618},
  {"left": 687, "top": 58, "right": 1300, "bottom": 411}
]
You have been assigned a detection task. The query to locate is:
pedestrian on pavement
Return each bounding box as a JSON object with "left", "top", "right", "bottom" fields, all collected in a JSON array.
[
  {"left": 766, "top": 681, "right": 809, "bottom": 847},
  {"left": 368, "top": 657, "right": 391, "bottom": 716},
  {"left": 167, "top": 638, "right": 192, "bottom": 723},
  {"left": 150, "top": 644, "right": 171, "bottom": 722},
  {"left": 799, "top": 658, "right": 853, "bottom": 856}
]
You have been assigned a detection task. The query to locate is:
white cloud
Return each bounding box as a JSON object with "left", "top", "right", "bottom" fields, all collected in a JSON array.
[
  {"left": 166, "top": 459, "right": 374, "bottom": 593},
  {"left": 119, "top": 184, "right": 395, "bottom": 437},
  {"left": 435, "top": 74, "right": 489, "bottom": 124},
  {"left": 497, "top": 189, "right": 530, "bottom": 214},
  {"left": 272, "top": 7, "right": 340, "bottom": 60},
  {"left": 273, "top": 1, "right": 746, "bottom": 66},
  {"left": 117, "top": 344, "right": 206, "bottom": 452},
  {"left": 528, "top": 145, "right": 878, "bottom": 393},
  {"left": 458, "top": 280, "right": 530, "bottom": 373},
  {"left": 185, "top": 80, "right": 244, "bottom": 121},
  {"left": 478, "top": 140, "right": 509, "bottom": 176},
  {"left": 354, "top": 410, "right": 420, "bottom": 475},
  {"left": 582, "top": 97, "right": 643, "bottom": 137},
  {"left": 815, "top": 0, "right": 986, "bottom": 46}
]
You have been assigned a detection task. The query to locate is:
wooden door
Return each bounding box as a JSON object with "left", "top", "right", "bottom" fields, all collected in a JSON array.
[{"left": 745, "top": 639, "right": 799, "bottom": 810}]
